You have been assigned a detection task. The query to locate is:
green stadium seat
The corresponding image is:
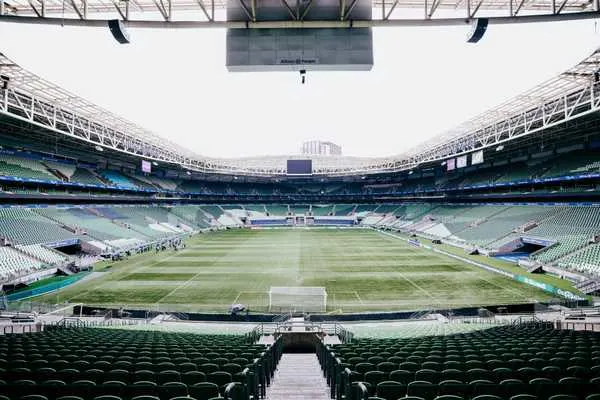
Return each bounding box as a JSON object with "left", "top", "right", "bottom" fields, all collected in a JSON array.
[
  {"left": 407, "top": 381, "right": 437, "bottom": 399},
  {"left": 434, "top": 395, "right": 463, "bottom": 400},
  {"left": 375, "top": 380, "right": 406, "bottom": 400},
  {"left": 472, "top": 396, "right": 503, "bottom": 400},
  {"left": 130, "top": 381, "right": 158, "bottom": 397},
  {"left": 182, "top": 371, "right": 206, "bottom": 386},
  {"left": 131, "top": 396, "right": 160, "bottom": 400},
  {"left": 389, "top": 370, "right": 413, "bottom": 384},
  {"left": 470, "top": 380, "right": 497, "bottom": 397},
  {"left": 159, "top": 382, "right": 188, "bottom": 399},
  {"left": 364, "top": 371, "right": 386, "bottom": 390},
  {"left": 20, "top": 396, "right": 49, "bottom": 400},
  {"left": 93, "top": 396, "right": 121, "bottom": 400},
  {"left": 198, "top": 364, "right": 219, "bottom": 375},
  {"left": 547, "top": 396, "right": 578, "bottom": 400},
  {"left": 441, "top": 370, "right": 463, "bottom": 382},
  {"left": 189, "top": 382, "right": 220, "bottom": 400},
  {"left": 157, "top": 371, "right": 180, "bottom": 385}
]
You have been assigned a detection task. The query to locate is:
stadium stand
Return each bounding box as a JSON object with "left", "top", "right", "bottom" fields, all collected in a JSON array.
[
  {"left": 70, "top": 168, "right": 105, "bottom": 185},
  {"left": 0, "top": 208, "right": 80, "bottom": 245},
  {"left": 558, "top": 244, "right": 600, "bottom": 275},
  {"left": 0, "top": 327, "right": 282, "bottom": 400},
  {"left": 0, "top": 246, "right": 44, "bottom": 280},
  {"left": 100, "top": 171, "right": 139, "bottom": 189},
  {"left": 0, "top": 155, "right": 58, "bottom": 181},
  {"left": 320, "top": 322, "right": 600, "bottom": 400},
  {"left": 334, "top": 205, "right": 355, "bottom": 216},
  {"left": 265, "top": 205, "right": 289, "bottom": 216},
  {"left": 311, "top": 205, "right": 333, "bottom": 216},
  {"left": 14, "top": 244, "right": 69, "bottom": 266}
]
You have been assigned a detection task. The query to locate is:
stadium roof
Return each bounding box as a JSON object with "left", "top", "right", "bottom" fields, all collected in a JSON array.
[
  {"left": 0, "top": 0, "right": 598, "bottom": 27},
  {"left": 1, "top": 45, "right": 600, "bottom": 175}
]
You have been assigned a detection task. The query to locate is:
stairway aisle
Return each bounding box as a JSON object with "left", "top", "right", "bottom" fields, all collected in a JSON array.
[{"left": 266, "top": 353, "right": 330, "bottom": 400}]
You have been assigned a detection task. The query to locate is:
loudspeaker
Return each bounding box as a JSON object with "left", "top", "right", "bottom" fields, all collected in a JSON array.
[
  {"left": 466, "top": 18, "right": 488, "bottom": 43},
  {"left": 108, "top": 19, "right": 131, "bottom": 44}
]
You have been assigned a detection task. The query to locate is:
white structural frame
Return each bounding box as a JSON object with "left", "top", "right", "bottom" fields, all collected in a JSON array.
[
  {"left": 0, "top": 0, "right": 599, "bottom": 27},
  {"left": 1, "top": 47, "right": 600, "bottom": 176}
]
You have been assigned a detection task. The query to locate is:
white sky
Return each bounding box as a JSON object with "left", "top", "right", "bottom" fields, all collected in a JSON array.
[{"left": 1, "top": 17, "right": 599, "bottom": 158}]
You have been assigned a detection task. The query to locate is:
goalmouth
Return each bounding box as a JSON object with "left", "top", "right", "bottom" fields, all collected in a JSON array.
[{"left": 268, "top": 286, "right": 327, "bottom": 313}]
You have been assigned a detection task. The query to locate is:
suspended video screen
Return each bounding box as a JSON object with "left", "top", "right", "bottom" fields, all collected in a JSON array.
[{"left": 287, "top": 159, "right": 312, "bottom": 175}]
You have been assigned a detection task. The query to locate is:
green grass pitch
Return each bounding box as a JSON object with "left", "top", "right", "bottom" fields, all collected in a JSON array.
[{"left": 35, "top": 228, "right": 556, "bottom": 313}]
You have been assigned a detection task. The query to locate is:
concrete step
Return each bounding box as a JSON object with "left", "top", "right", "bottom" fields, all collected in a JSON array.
[{"left": 267, "top": 353, "right": 330, "bottom": 400}]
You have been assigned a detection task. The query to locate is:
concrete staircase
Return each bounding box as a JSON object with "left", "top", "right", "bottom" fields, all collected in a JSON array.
[{"left": 266, "top": 353, "right": 330, "bottom": 400}]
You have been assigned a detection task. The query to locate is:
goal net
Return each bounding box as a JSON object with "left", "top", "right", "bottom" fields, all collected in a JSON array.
[{"left": 268, "top": 286, "right": 327, "bottom": 313}]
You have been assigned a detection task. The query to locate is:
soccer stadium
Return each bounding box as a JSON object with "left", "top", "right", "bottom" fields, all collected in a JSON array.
[{"left": 3, "top": 2, "right": 600, "bottom": 400}]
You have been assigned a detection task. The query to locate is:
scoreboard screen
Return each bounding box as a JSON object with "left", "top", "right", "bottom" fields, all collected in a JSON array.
[{"left": 287, "top": 160, "right": 312, "bottom": 175}]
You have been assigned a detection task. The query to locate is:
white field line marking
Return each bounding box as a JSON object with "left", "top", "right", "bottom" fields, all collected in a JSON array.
[
  {"left": 375, "top": 229, "right": 543, "bottom": 301},
  {"left": 354, "top": 291, "right": 364, "bottom": 305},
  {"left": 233, "top": 292, "right": 242, "bottom": 304}
]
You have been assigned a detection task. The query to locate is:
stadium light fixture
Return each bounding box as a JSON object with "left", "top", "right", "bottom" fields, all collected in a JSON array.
[
  {"left": 186, "top": 171, "right": 191, "bottom": 176},
  {"left": 496, "top": 145, "right": 505, "bottom": 151},
  {"left": 408, "top": 170, "right": 414, "bottom": 175},
  {"left": 152, "top": 161, "right": 158, "bottom": 166},
  {"left": 441, "top": 161, "right": 446, "bottom": 166},
  {"left": 94, "top": 145, "right": 103, "bottom": 152},
  {"left": 108, "top": 20, "right": 131, "bottom": 44},
  {"left": 0, "top": 75, "right": 9, "bottom": 90},
  {"left": 466, "top": 18, "right": 488, "bottom": 43}
]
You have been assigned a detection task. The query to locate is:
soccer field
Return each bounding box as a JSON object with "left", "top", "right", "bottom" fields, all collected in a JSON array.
[{"left": 36, "top": 228, "right": 555, "bottom": 313}]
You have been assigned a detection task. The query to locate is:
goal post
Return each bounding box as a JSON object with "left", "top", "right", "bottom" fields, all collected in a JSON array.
[{"left": 268, "top": 286, "right": 327, "bottom": 313}]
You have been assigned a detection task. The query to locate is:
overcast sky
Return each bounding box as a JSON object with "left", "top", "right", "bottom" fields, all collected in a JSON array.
[{"left": 0, "top": 17, "right": 599, "bottom": 158}]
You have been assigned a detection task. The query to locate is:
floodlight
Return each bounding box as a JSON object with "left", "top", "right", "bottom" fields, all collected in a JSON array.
[
  {"left": 95, "top": 145, "right": 103, "bottom": 152},
  {"left": 496, "top": 145, "right": 504, "bottom": 151},
  {"left": 0, "top": 75, "right": 9, "bottom": 90},
  {"left": 466, "top": 18, "right": 488, "bottom": 43},
  {"left": 108, "top": 20, "right": 131, "bottom": 44}
]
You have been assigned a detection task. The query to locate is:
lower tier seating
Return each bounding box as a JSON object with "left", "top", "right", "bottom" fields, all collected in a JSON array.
[
  {"left": 0, "top": 327, "right": 282, "bottom": 400},
  {"left": 320, "top": 323, "right": 600, "bottom": 400}
]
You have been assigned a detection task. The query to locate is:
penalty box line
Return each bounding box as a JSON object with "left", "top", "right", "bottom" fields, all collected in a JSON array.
[{"left": 232, "top": 291, "right": 266, "bottom": 305}]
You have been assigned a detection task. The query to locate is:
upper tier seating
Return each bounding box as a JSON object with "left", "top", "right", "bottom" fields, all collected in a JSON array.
[
  {"left": 321, "top": 323, "right": 600, "bottom": 400},
  {"left": 543, "top": 152, "right": 600, "bottom": 178},
  {"left": 100, "top": 171, "right": 139, "bottom": 189},
  {"left": 0, "top": 327, "right": 281, "bottom": 400}
]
